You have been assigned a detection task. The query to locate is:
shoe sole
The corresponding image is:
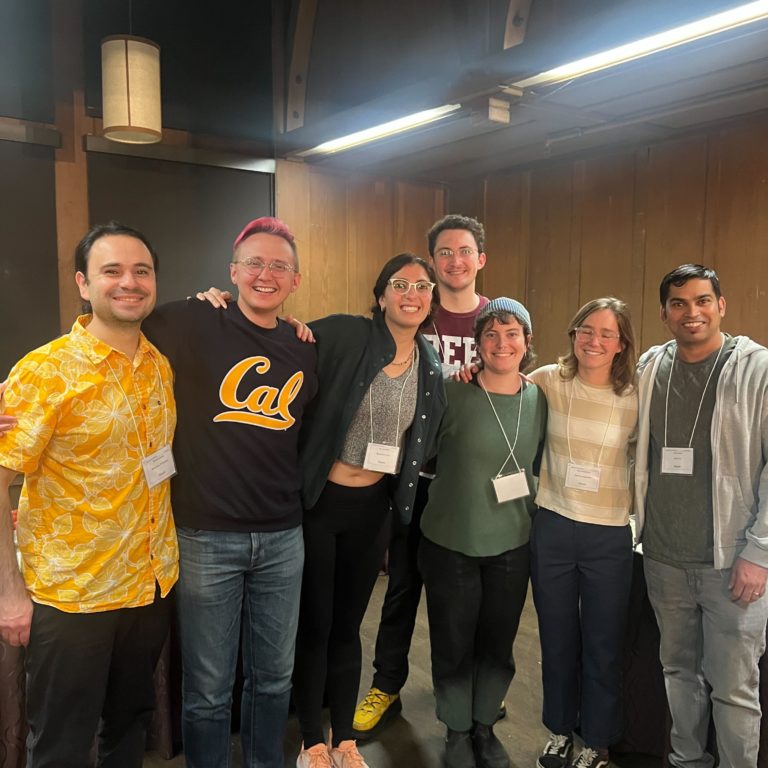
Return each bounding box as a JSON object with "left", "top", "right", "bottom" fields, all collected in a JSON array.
[
  {"left": 352, "top": 696, "right": 403, "bottom": 740},
  {"left": 536, "top": 751, "right": 571, "bottom": 768},
  {"left": 536, "top": 760, "right": 567, "bottom": 768}
]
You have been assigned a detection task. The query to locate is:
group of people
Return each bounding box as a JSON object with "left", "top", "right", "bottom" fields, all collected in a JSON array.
[{"left": 0, "top": 212, "right": 766, "bottom": 768}]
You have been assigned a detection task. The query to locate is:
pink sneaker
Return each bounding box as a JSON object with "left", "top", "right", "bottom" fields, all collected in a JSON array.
[
  {"left": 296, "top": 741, "right": 333, "bottom": 768},
  {"left": 330, "top": 739, "right": 370, "bottom": 768}
]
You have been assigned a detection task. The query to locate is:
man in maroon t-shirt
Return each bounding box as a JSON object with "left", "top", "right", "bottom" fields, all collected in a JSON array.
[
  {"left": 422, "top": 215, "right": 489, "bottom": 376},
  {"left": 354, "top": 214, "right": 490, "bottom": 738}
]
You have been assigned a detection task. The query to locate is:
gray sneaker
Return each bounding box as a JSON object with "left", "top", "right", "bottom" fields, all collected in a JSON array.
[{"left": 536, "top": 734, "right": 572, "bottom": 768}]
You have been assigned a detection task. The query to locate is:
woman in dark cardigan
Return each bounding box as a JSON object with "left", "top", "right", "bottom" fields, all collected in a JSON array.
[{"left": 294, "top": 253, "right": 446, "bottom": 768}]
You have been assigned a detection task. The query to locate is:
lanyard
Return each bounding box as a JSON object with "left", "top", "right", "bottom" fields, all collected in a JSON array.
[
  {"left": 663, "top": 335, "right": 724, "bottom": 448},
  {"left": 479, "top": 373, "right": 524, "bottom": 477},
  {"left": 106, "top": 353, "right": 169, "bottom": 460},
  {"left": 369, "top": 345, "right": 416, "bottom": 448},
  {"left": 431, "top": 321, "right": 449, "bottom": 363},
  {"left": 566, "top": 377, "right": 616, "bottom": 468}
]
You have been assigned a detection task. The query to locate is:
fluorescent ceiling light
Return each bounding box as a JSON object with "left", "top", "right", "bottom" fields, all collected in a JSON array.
[
  {"left": 297, "top": 104, "right": 462, "bottom": 157},
  {"left": 513, "top": 0, "right": 768, "bottom": 88}
]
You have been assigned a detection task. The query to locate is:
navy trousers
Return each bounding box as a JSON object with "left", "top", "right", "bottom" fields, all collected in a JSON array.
[{"left": 530, "top": 507, "right": 632, "bottom": 748}]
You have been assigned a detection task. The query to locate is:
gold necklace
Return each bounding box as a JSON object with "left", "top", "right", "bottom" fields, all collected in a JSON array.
[{"left": 389, "top": 345, "right": 415, "bottom": 366}]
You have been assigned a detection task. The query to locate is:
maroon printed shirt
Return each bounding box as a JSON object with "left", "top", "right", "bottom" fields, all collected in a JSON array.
[{"left": 422, "top": 296, "right": 489, "bottom": 376}]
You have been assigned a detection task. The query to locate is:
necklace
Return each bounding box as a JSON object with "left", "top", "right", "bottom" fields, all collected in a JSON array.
[{"left": 389, "top": 344, "right": 416, "bottom": 366}]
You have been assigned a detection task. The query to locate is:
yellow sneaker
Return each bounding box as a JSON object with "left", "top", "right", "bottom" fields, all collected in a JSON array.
[{"left": 352, "top": 687, "right": 402, "bottom": 738}]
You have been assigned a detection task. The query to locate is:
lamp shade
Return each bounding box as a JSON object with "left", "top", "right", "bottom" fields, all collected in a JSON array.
[{"left": 101, "top": 35, "right": 162, "bottom": 144}]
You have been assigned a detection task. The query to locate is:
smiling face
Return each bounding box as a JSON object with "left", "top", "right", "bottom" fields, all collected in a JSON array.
[
  {"left": 75, "top": 234, "right": 157, "bottom": 328},
  {"left": 378, "top": 263, "right": 434, "bottom": 332},
  {"left": 431, "top": 228, "right": 486, "bottom": 294},
  {"left": 230, "top": 232, "right": 300, "bottom": 326},
  {"left": 477, "top": 316, "right": 529, "bottom": 376},
  {"left": 573, "top": 308, "right": 625, "bottom": 383},
  {"left": 661, "top": 278, "right": 726, "bottom": 359}
]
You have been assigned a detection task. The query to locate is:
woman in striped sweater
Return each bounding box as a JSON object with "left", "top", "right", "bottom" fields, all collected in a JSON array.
[{"left": 528, "top": 298, "right": 638, "bottom": 768}]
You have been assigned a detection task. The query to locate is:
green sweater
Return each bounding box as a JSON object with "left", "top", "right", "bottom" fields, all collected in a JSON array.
[{"left": 421, "top": 379, "right": 547, "bottom": 557}]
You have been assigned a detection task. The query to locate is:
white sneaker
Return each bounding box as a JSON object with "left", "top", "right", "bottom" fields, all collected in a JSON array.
[
  {"left": 329, "top": 739, "right": 369, "bottom": 768},
  {"left": 297, "top": 741, "right": 333, "bottom": 768}
]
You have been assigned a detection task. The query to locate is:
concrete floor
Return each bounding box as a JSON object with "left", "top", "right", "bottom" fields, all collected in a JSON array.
[{"left": 144, "top": 575, "right": 659, "bottom": 768}]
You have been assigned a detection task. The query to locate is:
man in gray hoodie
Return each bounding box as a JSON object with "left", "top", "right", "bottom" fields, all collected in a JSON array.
[{"left": 634, "top": 263, "right": 768, "bottom": 768}]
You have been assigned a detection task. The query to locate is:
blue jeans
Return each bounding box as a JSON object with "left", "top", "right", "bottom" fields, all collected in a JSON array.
[
  {"left": 176, "top": 526, "right": 304, "bottom": 768},
  {"left": 644, "top": 557, "right": 768, "bottom": 768}
]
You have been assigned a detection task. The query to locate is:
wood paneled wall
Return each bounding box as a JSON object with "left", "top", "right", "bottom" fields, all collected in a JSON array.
[
  {"left": 276, "top": 159, "right": 446, "bottom": 320},
  {"left": 450, "top": 113, "right": 768, "bottom": 367}
]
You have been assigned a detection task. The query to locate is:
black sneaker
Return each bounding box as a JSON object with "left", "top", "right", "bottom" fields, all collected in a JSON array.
[
  {"left": 571, "top": 747, "right": 609, "bottom": 768},
  {"left": 536, "top": 734, "right": 572, "bottom": 768}
]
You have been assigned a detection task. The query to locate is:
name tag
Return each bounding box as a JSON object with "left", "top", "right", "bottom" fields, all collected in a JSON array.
[
  {"left": 363, "top": 442, "right": 401, "bottom": 474},
  {"left": 492, "top": 470, "right": 530, "bottom": 503},
  {"left": 142, "top": 444, "right": 177, "bottom": 488},
  {"left": 441, "top": 362, "right": 460, "bottom": 379},
  {"left": 661, "top": 446, "right": 694, "bottom": 475},
  {"left": 565, "top": 462, "right": 601, "bottom": 492}
]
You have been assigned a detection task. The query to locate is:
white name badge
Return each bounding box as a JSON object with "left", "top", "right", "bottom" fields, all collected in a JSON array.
[
  {"left": 661, "top": 446, "right": 694, "bottom": 475},
  {"left": 363, "top": 442, "right": 401, "bottom": 474},
  {"left": 142, "top": 444, "right": 177, "bottom": 488},
  {"left": 565, "top": 462, "right": 601, "bottom": 493},
  {"left": 441, "top": 362, "right": 460, "bottom": 379},
  {"left": 492, "top": 470, "right": 530, "bottom": 503}
]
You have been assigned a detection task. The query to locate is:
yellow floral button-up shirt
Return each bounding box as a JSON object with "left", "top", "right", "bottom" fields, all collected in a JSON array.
[{"left": 0, "top": 316, "right": 178, "bottom": 612}]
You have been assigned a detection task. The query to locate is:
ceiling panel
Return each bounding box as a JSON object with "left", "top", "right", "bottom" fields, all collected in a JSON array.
[{"left": 291, "top": 6, "right": 768, "bottom": 181}]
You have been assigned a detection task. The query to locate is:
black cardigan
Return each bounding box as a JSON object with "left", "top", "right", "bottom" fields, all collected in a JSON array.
[{"left": 301, "top": 310, "right": 446, "bottom": 523}]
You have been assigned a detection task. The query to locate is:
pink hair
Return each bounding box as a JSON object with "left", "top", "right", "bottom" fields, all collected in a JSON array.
[{"left": 233, "top": 217, "right": 296, "bottom": 251}]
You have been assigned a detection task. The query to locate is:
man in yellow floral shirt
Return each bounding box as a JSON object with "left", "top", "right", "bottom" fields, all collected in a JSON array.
[{"left": 0, "top": 222, "right": 178, "bottom": 767}]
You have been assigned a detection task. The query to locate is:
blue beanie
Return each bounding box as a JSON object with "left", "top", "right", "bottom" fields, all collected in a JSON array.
[{"left": 476, "top": 297, "right": 532, "bottom": 334}]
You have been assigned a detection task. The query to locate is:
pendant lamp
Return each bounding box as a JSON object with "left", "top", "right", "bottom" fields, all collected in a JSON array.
[{"left": 101, "top": 35, "right": 162, "bottom": 144}]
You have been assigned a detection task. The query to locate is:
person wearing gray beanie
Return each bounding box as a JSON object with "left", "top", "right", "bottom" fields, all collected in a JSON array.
[{"left": 420, "top": 297, "right": 546, "bottom": 768}]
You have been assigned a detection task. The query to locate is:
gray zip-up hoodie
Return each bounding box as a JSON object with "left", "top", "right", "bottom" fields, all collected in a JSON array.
[{"left": 634, "top": 336, "right": 768, "bottom": 569}]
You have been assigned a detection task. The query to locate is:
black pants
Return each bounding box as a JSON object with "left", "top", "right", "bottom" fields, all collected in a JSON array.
[
  {"left": 25, "top": 588, "right": 170, "bottom": 768},
  {"left": 370, "top": 475, "right": 430, "bottom": 694},
  {"left": 292, "top": 479, "right": 391, "bottom": 746},
  {"left": 419, "top": 536, "right": 530, "bottom": 732}
]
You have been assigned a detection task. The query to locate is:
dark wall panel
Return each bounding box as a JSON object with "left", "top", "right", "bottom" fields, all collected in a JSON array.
[
  {"left": 0, "top": 141, "right": 59, "bottom": 377},
  {"left": 87, "top": 153, "right": 273, "bottom": 306},
  {"left": 0, "top": 0, "right": 54, "bottom": 123}
]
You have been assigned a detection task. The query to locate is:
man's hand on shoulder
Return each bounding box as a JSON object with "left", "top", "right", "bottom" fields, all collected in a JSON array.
[
  {"left": 729, "top": 557, "right": 768, "bottom": 607},
  {"left": 194, "top": 287, "right": 232, "bottom": 308},
  {"left": 0, "top": 586, "right": 33, "bottom": 647},
  {"left": 281, "top": 315, "right": 316, "bottom": 343},
  {"left": 452, "top": 363, "right": 479, "bottom": 383}
]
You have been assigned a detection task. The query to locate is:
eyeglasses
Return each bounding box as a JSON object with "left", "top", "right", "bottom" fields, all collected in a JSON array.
[
  {"left": 434, "top": 247, "right": 477, "bottom": 259},
  {"left": 387, "top": 278, "right": 436, "bottom": 295},
  {"left": 574, "top": 327, "right": 621, "bottom": 342},
  {"left": 232, "top": 258, "right": 296, "bottom": 275}
]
